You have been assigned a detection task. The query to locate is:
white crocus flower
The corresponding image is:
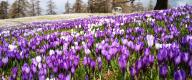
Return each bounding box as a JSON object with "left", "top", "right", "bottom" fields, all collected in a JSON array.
[
  {"left": 38, "top": 63, "right": 42, "bottom": 69},
  {"left": 8, "top": 44, "right": 17, "bottom": 51},
  {"left": 56, "top": 50, "right": 62, "bottom": 55},
  {"left": 35, "top": 56, "right": 42, "bottom": 63},
  {"left": 122, "top": 39, "right": 128, "bottom": 45},
  {"left": 85, "top": 48, "right": 91, "bottom": 55},
  {"left": 146, "top": 35, "right": 155, "bottom": 47},
  {"left": 155, "top": 43, "right": 162, "bottom": 49},
  {"left": 49, "top": 50, "right": 55, "bottom": 55},
  {"left": 74, "top": 42, "right": 78, "bottom": 46},
  {"left": 46, "top": 78, "right": 56, "bottom": 80}
]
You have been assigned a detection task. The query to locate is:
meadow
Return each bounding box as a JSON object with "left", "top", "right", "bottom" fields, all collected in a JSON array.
[{"left": 0, "top": 5, "right": 192, "bottom": 80}]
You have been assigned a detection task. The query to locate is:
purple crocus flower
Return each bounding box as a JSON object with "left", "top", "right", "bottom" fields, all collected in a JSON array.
[
  {"left": 83, "top": 56, "right": 90, "bottom": 66},
  {"left": 106, "top": 54, "right": 112, "bottom": 63},
  {"left": 31, "top": 64, "right": 37, "bottom": 73},
  {"left": 22, "top": 63, "right": 30, "bottom": 74},
  {"left": 118, "top": 55, "right": 127, "bottom": 73},
  {"left": 157, "top": 48, "right": 168, "bottom": 63},
  {"left": 74, "top": 55, "right": 80, "bottom": 67},
  {"left": 21, "top": 63, "right": 30, "bottom": 80},
  {"left": 148, "top": 54, "right": 155, "bottom": 64},
  {"left": 144, "top": 48, "right": 150, "bottom": 56},
  {"left": 188, "top": 58, "right": 192, "bottom": 67},
  {"left": 2, "top": 57, "right": 8, "bottom": 64},
  {"left": 181, "top": 53, "right": 189, "bottom": 63},
  {"left": 90, "top": 60, "right": 96, "bottom": 72},
  {"left": 130, "top": 66, "right": 137, "bottom": 77},
  {"left": 0, "top": 59, "right": 2, "bottom": 67},
  {"left": 174, "top": 54, "right": 181, "bottom": 65},
  {"left": 168, "top": 50, "right": 175, "bottom": 59},
  {"left": 135, "top": 60, "right": 142, "bottom": 70},
  {"left": 159, "top": 65, "right": 168, "bottom": 78},
  {"left": 71, "top": 66, "right": 75, "bottom": 76},
  {"left": 174, "top": 69, "right": 186, "bottom": 80},
  {"left": 134, "top": 43, "right": 141, "bottom": 51},
  {"left": 58, "top": 73, "right": 64, "bottom": 80},
  {"left": 97, "top": 57, "right": 102, "bottom": 71},
  {"left": 11, "top": 67, "right": 18, "bottom": 79}
]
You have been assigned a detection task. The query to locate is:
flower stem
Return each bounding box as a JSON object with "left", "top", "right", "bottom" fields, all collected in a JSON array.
[
  {"left": 93, "top": 71, "right": 96, "bottom": 80},
  {"left": 99, "top": 72, "right": 102, "bottom": 80},
  {"left": 150, "top": 68, "right": 152, "bottom": 79}
]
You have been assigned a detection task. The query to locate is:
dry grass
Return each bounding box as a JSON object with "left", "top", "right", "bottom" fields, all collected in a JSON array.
[{"left": 0, "top": 13, "right": 124, "bottom": 27}]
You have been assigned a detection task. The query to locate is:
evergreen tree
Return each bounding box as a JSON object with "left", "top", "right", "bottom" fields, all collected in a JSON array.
[
  {"left": 0, "top": 1, "right": 8, "bottom": 19},
  {"left": 9, "top": 0, "right": 29, "bottom": 18},
  {"left": 73, "top": 0, "right": 83, "bottom": 13},
  {"left": 29, "top": 0, "right": 36, "bottom": 16},
  {"left": 36, "top": 0, "right": 42, "bottom": 16},
  {"left": 46, "top": 0, "right": 56, "bottom": 15},
  {"left": 65, "top": 0, "right": 71, "bottom": 13}
]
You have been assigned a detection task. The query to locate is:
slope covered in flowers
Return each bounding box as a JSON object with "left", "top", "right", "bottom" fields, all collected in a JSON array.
[{"left": 0, "top": 5, "right": 192, "bottom": 80}]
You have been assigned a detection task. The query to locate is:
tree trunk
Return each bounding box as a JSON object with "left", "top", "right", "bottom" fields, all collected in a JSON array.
[{"left": 154, "top": 0, "right": 168, "bottom": 10}]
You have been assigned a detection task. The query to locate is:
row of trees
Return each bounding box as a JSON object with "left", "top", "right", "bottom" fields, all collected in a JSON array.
[
  {"left": 0, "top": 0, "right": 88, "bottom": 19},
  {"left": 0, "top": 0, "right": 43, "bottom": 19},
  {"left": 0, "top": 0, "right": 168, "bottom": 19}
]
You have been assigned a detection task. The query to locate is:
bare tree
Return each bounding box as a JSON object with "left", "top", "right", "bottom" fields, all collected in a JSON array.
[{"left": 46, "top": 0, "right": 56, "bottom": 15}]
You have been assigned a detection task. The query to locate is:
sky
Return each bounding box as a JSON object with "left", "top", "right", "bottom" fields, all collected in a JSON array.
[{"left": 2, "top": 0, "right": 192, "bottom": 14}]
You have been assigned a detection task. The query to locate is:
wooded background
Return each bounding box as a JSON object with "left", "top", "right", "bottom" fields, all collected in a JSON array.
[{"left": 0, "top": 0, "right": 168, "bottom": 19}]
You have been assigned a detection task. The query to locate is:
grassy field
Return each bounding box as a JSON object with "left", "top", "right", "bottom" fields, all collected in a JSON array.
[{"left": 0, "top": 13, "right": 122, "bottom": 28}]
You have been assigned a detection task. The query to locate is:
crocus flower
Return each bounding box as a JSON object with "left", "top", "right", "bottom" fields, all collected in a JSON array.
[
  {"left": 144, "top": 48, "right": 150, "bottom": 56},
  {"left": 174, "top": 69, "right": 186, "bottom": 80},
  {"left": 148, "top": 54, "right": 155, "bottom": 64},
  {"left": 174, "top": 54, "right": 181, "bottom": 65},
  {"left": 135, "top": 60, "right": 142, "bottom": 70},
  {"left": 84, "top": 48, "right": 91, "bottom": 55},
  {"left": 182, "top": 53, "right": 189, "bottom": 63},
  {"left": 90, "top": 60, "right": 96, "bottom": 72},
  {"left": 71, "top": 66, "right": 75, "bottom": 76},
  {"left": 22, "top": 63, "right": 30, "bottom": 79},
  {"left": 8, "top": 44, "right": 17, "bottom": 51},
  {"left": 155, "top": 43, "right": 162, "bottom": 49},
  {"left": 2, "top": 57, "right": 8, "bottom": 64},
  {"left": 146, "top": 35, "right": 154, "bottom": 47},
  {"left": 130, "top": 66, "right": 137, "bottom": 77},
  {"left": 0, "top": 60, "right": 2, "bottom": 67},
  {"left": 11, "top": 67, "right": 18, "bottom": 79},
  {"left": 58, "top": 73, "right": 64, "bottom": 80},
  {"left": 49, "top": 50, "right": 55, "bottom": 55},
  {"left": 97, "top": 57, "right": 102, "bottom": 71},
  {"left": 159, "top": 65, "right": 168, "bottom": 78},
  {"left": 35, "top": 56, "right": 42, "bottom": 63},
  {"left": 118, "top": 55, "right": 127, "bottom": 73}
]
